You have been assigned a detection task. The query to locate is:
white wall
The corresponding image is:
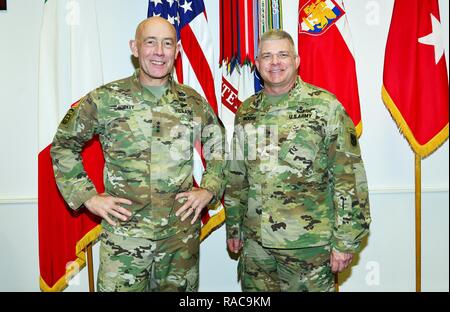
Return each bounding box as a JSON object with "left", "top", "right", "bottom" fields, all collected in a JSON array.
[{"left": 0, "top": 0, "right": 448, "bottom": 292}]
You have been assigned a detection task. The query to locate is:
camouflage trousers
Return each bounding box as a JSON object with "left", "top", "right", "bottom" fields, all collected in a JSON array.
[
  {"left": 97, "top": 226, "right": 199, "bottom": 292},
  {"left": 238, "top": 239, "right": 335, "bottom": 292}
]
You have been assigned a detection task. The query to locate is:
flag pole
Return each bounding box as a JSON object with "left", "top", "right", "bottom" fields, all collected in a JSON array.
[
  {"left": 415, "top": 154, "right": 422, "bottom": 292},
  {"left": 334, "top": 274, "right": 339, "bottom": 292},
  {"left": 86, "top": 243, "right": 95, "bottom": 292}
]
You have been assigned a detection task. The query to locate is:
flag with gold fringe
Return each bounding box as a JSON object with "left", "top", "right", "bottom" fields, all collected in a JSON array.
[
  {"left": 38, "top": 0, "right": 104, "bottom": 291},
  {"left": 382, "top": 0, "right": 449, "bottom": 157}
]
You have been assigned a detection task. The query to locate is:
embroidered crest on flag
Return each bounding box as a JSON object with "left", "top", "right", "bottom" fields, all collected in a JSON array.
[{"left": 299, "top": 0, "right": 344, "bottom": 35}]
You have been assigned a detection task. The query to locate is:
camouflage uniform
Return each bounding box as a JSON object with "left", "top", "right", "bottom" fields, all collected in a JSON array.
[
  {"left": 97, "top": 223, "right": 200, "bottom": 292},
  {"left": 224, "top": 76, "right": 370, "bottom": 292},
  {"left": 51, "top": 69, "right": 225, "bottom": 291}
]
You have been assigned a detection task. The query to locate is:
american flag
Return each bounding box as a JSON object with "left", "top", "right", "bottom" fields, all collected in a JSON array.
[{"left": 147, "top": 0, "right": 224, "bottom": 240}]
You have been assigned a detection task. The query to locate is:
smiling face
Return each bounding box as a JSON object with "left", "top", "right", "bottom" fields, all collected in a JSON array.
[
  {"left": 130, "top": 17, "right": 179, "bottom": 86},
  {"left": 255, "top": 38, "right": 300, "bottom": 95}
]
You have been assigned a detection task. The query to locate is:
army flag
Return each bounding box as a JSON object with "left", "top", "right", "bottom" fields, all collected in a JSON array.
[
  {"left": 221, "top": 65, "right": 258, "bottom": 138},
  {"left": 382, "top": 0, "right": 449, "bottom": 157},
  {"left": 298, "top": 0, "right": 362, "bottom": 136},
  {"left": 147, "top": 0, "right": 223, "bottom": 240},
  {"left": 219, "top": 0, "right": 259, "bottom": 135},
  {"left": 38, "top": 0, "right": 104, "bottom": 291},
  {"left": 219, "top": 0, "right": 283, "bottom": 132}
]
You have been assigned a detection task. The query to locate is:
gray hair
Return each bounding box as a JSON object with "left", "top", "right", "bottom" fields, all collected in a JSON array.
[{"left": 258, "top": 30, "right": 297, "bottom": 56}]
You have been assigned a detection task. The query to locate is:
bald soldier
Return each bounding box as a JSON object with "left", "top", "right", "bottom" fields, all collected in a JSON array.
[
  {"left": 224, "top": 30, "right": 371, "bottom": 292},
  {"left": 51, "top": 17, "right": 225, "bottom": 292}
]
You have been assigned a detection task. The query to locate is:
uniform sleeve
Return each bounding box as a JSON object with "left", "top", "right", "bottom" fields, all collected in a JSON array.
[
  {"left": 224, "top": 121, "right": 248, "bottom": 240},
  {"left": 50, "top": 94, "right": 101, "bottom": 210},
  {"left": 326, "top": 101, "right": 371, "bottom": 253},
  {"left": 198, "top": 99, "right": 227, "bottom": 206}
]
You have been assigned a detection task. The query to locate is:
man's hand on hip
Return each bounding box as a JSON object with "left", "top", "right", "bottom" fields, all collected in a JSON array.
[
  {"left": 175, "top": 187, "right": 213, "bottom": 224},
  {"left": 84, "top": 193, "right": 132, "bottom": 226}
]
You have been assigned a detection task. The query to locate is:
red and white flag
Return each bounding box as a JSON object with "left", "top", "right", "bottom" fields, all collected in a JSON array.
[
  {"left": 38, "top": 0, "right": 104, "bottom": 291},
  {"left": 382, "top": 0, "right": 449, "bottom": 157},
  {"left": 221, "top": 65, "right": 257, "bottom": 140},
  {"left": 298, "top": 0, "right": 362, "bottom": 136}
]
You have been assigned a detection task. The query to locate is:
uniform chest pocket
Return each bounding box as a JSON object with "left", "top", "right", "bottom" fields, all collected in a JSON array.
[
  {"left": 279, "top": 124, "right": 322, "bottom": 177},
  {"left": 103, "top": 115, "right": 148, "bottom": 158}
]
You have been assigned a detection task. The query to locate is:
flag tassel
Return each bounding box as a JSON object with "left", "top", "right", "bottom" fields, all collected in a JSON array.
[{"left": 382, "top": 86, "right": 449, "bottom": 158}]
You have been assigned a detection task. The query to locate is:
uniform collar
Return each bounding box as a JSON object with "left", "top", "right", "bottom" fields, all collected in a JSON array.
[
  {"left": 251, "top": 76, "right": 303, "bottom": 110},
  {"left": 130, "top": 69, "right": 180, "bottom": 104}
]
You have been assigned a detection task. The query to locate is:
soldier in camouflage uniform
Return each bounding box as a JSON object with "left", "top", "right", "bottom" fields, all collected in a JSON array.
[
  {"left": 51, "top": 17, "right": 225, "bottom": 292},
  {"left": 224, "top": 30, "right": 371, "bottom": 292}
]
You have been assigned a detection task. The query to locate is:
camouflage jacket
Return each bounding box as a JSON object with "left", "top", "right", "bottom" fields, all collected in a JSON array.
[
  {"left": 224, "top": 77, "right": 371, "bottom": 252},
  {"left": 51, "top": 70, "right": 226, "bottom": 240}
]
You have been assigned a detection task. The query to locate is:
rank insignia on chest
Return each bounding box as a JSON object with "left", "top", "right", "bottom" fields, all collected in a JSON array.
[{"left": 177, "top": 91, "right": 187, "bottom": 102}]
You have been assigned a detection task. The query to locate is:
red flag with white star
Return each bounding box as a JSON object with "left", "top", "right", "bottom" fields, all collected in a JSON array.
[{"left": 382, "top": 0, "right": 449, "bottom": 157}]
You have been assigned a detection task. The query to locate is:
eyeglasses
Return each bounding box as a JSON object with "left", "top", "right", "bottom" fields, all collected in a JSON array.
[{"left": 258, "top": 52, "right": 293, "bottom": 62}]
